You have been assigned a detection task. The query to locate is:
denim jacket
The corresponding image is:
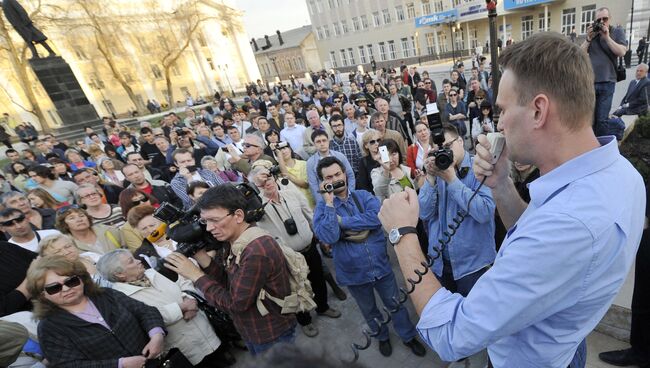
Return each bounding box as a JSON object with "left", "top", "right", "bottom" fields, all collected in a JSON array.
[
  {"left": 313, "top": 190, "right": 392, "bottom": 286},
  {"left": 418, "top": 152, "right": 496, "bottom": 280}
]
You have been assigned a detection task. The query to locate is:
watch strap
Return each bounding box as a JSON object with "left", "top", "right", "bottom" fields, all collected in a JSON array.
[{"left": 398, "top": 226, "right": 417, "bottom": 237}]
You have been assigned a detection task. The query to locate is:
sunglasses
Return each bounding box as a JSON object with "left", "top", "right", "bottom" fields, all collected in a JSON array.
[
  {"left": 243, "top": 143, "right": 259, "bottom": 148},
  {"left": 425, "top": 81, "right": 432, "bottom": 84},
  {"left": 449, "top": 93, "right": 458, "bottom": 97},
  {"left": 131, "top": 196, "right": 149, "bottom": 206},
  {"left": 0, "top": 214, "right": 26, "bottom": 227},
  {"left": 596, "top": 17, "right": 609, "bottom": 23},
  {"left": 368, "top": 139, "right": 383, "bottom": 145},
  {"left": 57, "top": 204, "right": 83, "bottom": 216},
  {"left": 333, "top": 100, "right": 341, "bottom": 103},
  {"left": 43, "top": 275, "right": 81, "bottom": 295}
]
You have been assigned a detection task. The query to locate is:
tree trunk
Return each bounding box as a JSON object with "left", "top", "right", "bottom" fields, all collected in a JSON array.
[{"left": 164, "top": 66, "right": 174, "bottom": 108}]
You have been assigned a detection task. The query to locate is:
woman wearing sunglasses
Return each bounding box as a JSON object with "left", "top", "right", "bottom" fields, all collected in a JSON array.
[
  {"left": 55, "top": 207, "right": 122, "bottom": 255},
  {"left": 356, "top": 129, "right": 383, "bottom": 193},
  {"left": 26, "top": 256, "right": 165, "bottom": 368},
  {"left": 118, "top": 188, "right": 159, "bottom": 252}
]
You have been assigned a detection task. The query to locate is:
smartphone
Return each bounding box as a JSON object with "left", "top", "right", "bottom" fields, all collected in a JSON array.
[{"left": 379, "top": 145, "right": 390, "bottom": 163}]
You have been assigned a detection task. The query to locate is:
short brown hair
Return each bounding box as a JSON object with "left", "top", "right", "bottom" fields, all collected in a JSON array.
[
  {"left": 127, "top": 204, "right": 156, "bottom": 228},
  {"left": 498, "top": 32, "right": 594, "bottom": 130},
  {"left": 55, "top": 208, "right": 93, "bottom": 234},
  {"left": 26, "top": 255, "right": 102, "bottom": 319}
]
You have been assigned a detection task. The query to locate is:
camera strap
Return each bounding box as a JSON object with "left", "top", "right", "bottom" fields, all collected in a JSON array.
[
  {"left": 350, "top": 192, "right": 364, "bottom": 213},
  {"left": 269, "top": 196, "right": 295, "bottom": 222}
]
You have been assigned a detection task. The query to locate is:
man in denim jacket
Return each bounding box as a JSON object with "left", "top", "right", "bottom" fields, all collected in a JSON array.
[{"left": 313, "top": 156, "right": 425, "bottom": 358}]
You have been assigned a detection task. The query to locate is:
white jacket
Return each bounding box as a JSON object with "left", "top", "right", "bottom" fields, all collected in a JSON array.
[
  {"left": 111, "top": 269, "right": 220, "bottom": 365},
  {"left": 370, "top": 164, "right": 417, "bottom": 202}
]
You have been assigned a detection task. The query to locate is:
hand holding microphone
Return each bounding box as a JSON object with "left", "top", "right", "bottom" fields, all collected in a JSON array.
[{"left": 473, "top": 132, "right": 509, "bottom": 189}]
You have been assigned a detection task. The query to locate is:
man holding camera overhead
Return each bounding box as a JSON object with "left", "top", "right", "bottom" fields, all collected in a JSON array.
[
  {"left": 169, "top": 148, "right": 224, "bottom": 209},
  {"left": 249, "top": 166, "right": 341, "bottom": 339},
  {"left": 581, "top": 7, "right": 627, "bottom": 127}
]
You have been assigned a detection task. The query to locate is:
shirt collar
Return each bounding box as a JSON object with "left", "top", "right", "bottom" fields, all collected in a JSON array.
[{"left": 528, "top": 136, "right": 619, "bottom": 207}]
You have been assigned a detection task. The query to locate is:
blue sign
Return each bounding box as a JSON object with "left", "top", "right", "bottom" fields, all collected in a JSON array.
[
  {"left": 504, "top": 0, "right": 554, "bottom": 10},
  {"left": 415, "top": 9, "right": 458, "bottom": 28}
]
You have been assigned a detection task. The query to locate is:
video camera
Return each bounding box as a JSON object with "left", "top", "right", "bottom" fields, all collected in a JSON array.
[{"left": 425, "top": 103, "right": 454, "bottom": 170}]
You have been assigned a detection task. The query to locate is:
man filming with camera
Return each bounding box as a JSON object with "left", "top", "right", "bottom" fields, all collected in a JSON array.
[
  {"left": 581, "top": 7, "right": 627, "bottom": 127},
  {"left": 163, "top": 184, "right": 297, "bottom": 355}
]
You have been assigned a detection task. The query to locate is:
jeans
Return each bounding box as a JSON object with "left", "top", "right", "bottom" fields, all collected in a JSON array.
[
  {"left": 296, "top": 241, "right": 330, "bottom": 326},
  {"left": 244, "top": 326, "right": 296, "bottom": 356},
  {"left": 631, "top": 230, "right": 650, "bottom": 357},
  {"left": 594, "top": 82, "right": 616, "bottom": 126},
  {"left": 439, "top": 258, "right": 488, "bottom": 297},
  {"left": 347, "top": 272, "right": 417, "bottom": 342}
]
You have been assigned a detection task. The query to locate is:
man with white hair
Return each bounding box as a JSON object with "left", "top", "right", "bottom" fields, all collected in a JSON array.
[
  {"left": 229, "top": 134, "right": 276, "bottom": 176},
  {"left": 613, "top": 63, "right": 650, "bottom": 117},
  {"left": 302, "top": 110, "right": 333, "bottom": 157}
]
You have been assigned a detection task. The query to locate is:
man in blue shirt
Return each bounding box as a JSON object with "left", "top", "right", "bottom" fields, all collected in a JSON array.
[
  {"left": 378, "top": 32, "right": 646, "bottom": 368},
  {"left": 419, "top": 123, "right": 495, "bottom": 295},
  {"left": 312, "top": 157, "right": 425, "bottom": 358},
  {"left": 306, "top": 130, "right": 355, "bottom": 202}
]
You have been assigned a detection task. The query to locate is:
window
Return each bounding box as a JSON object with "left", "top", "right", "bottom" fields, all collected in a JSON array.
[
  {"left": 401, "top": 38, "right": 411, "bottom": 57},
  {"left": 358, "top": 46, "right": 367, "bottom": 64},
  {"left": 172, "top": 63, "right": 181, "bottom": 76},
  {"left": 388, "top": 40, "right": 396, "bottom": 60},
  {"left": 308, "top": 0, "right": 316, "bottom": 14},
  {"left": 323, "top": 25, "right": 331, "bottom": 37},
  {"left": 317, "top": 27, "right": 324, "bottom": 40},
  {"left": 580, "top": 5, "right": 596, "bottom": 34},
  {"left": 340, "top": 49, "right": 348, "bottom": 66},
  {"left": 521, "top": 15, "right": 534, "bottom": 40},
  {"left": 298, "top": 57, "right": 305, "bottom": 69},
  {"left": 121, "top": 69, "right": 134, "bottom": 83},
  {"left": 422, "top": 0, "right": 432, "bottom": 15},
  {"left": 352, "top": 17, "right": 360, "bottom": 31},
  {"left": 151, "top": 64, "right": 163, "bottom": 80},
  {"left": 333, "top": 22, "right": 341, "bottom": 36},
  {"left": 72, "top": 45, "right": 88, "bottom": 60},
  {"left": 451, "top": 0, "right": 460, "bottom": 7},
  {"left": 341, "top": 20, "right": 349, "bottom": 34},
  {"left": 361, "top": 15, "right": 369, "bottom": 29},
  {"left": 348, "top": 48, "right": 356, "bottom": 65},
  {"left": 328, "top": 0, "right": 335, "bottom": 8},
  {"left": 407, "top": 3, "right": 416, "bottom": 19},
  {"left": 561, "top": 8, "right": 576, "bottom": 36},
  {"left": 329, "top": 51, "right": 338, "bottom": 68},
  {"left": 196, "top": 32, "right": 207, "bottom": 47},
  {"left": 435, "top": 0, "right": 444, "bottom": 12},
  {"left": 426, "top": 32, "right": 436, "bottom": 54},
  {"left": 454, "top": 28, "right": 464, "bottom": 50},
  {"left": 90, "top": 73, "right": 105, "bottom": 89},
  {"left": 373, "top": 12, "right": 381, "bottom": 27},
  {"left": 366, "top": 44, "right": 375, "bottom": 61},
  {"left": 136, "top": 36, "right": 150, "bottom": 53},
  {"left": 539, "top": 12, "right": 551, "bottom": 31},
  {"left": 382, "top": 9, "right": 391, "bottom": 24},
  {"left": 395, "top": 6, "right": 405, "bottom": 21},
  {"left": 379, "top": 42, "right": 387, "bottom": 61},
  {"left": 469, "top": 28, "right": 480, "bottom": 48},
  {"left": 437, "top": 32, "right": 448, "bottom": 53},
  {"left": 411, "top": 36, "right": 417, "bottom": 56}
]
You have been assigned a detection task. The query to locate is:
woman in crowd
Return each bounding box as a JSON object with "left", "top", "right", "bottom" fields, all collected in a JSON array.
[
  {"left": 386, "top": 83, "right": 410, "bottom": 121},
  {"left": 471, "top": 100, "right": 495, "bottom": 141},
  {"left": 118, "top": 188, "right": 159, "bottom": 252},
  {"left": 356, "top": 129, "right": 382, "bottom": 193},
  {"left": 406, "top": 122, "right": 432, "bottom": 188},
  {"left": 97, "top": 157, "right": 125, "bottom": 187},
  {"left": 38, "top": 233, "right": 110, "bottom": 287},
  {"left": 26, "top": 256, "right": 165, "bottom": 368},
  {"left": 28, "top": 165, "right": 78, "bottom": 203},
  {"left": 21, "top": 149, "right": 38, "bottom": 163},
  {"left": 64, "top": 149, "right": 96, "bottom": 172},
  {"left": 48, "top": 158, "right": 74, "bottom": 182},
  {"left": 263, "top": 129, "right": 281, "bottom": 158},
  {"left": 188, "top": 181, "right": 210, "bottom": 203},
  {"left": 371, "top": 139, "right": 417, "bottom": 202},
  {"left": 9, "top": 162, "right": 30, "bottom": 192},
  {"left": 275, "top": 143, "right": 314, "bottom": 207},
  {"left": 444, "top": 87, "right": 467, "bottom": 137},
  {"left": 200, "top": 156, "right": 240, "bottom": 183},
  {"left": 55, "top": 206, "right": 122, "bottom": 254},
  {"left": 76, "top": 184, "right": 125, "bottom": 227},
  {"left": 27, "top": 188, "right": 67, "bottom": 210},
  {"left": 127, "top": 204, "right": 176, "bottom": 260},
  {"left": 97, "top": 250, "right": 232, "bottom": 367}
]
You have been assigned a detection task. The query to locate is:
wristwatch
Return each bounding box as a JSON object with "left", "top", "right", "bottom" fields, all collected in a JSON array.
[{"left": 388, "top": 226, "right": 417, "bottom": 246}]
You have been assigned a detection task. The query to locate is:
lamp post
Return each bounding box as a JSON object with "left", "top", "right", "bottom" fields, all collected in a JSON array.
[
  {"left": 269, "top": 56, "right": 281, "bottom": 84},
  {"left": 487, "top": 0, "right": 500, "bottom": 107},
  {"left": 218, "top": 64, "right": 235, "bottom": 97},
  {"left": 448, "top": 21, "right": 457, "bottom": 65}
]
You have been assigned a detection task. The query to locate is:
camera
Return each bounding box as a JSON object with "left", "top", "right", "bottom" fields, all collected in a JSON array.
[
  {"left": 283, "top": 218, "right": 298, "bottom": 235},
  {"left": 175, "top": 128, "right": 188, "bottom": 136},
  {"left": 425, "top": 103, "right": 454, "bottom": 171},
  {"left": 321, "top": 180, "right": 345, "bottom": 193},
  {"left": 592, "top": 19, "right": 604, "bottom": 33},
  {"left": 268, "top": 165, "right": 289, "bottom": 186},
  {"left": 275, "top": 142, "right": 289, "bottom": 150}
]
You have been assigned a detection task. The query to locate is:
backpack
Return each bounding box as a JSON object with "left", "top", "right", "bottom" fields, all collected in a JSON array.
[{"left": 228, "top": 226, "right": 316, "bottom": 316}]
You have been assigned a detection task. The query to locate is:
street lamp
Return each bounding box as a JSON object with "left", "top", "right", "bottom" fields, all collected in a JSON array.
[
  {"left": 487, "top": 0, "right": 501, "bottom": 111},
  {"left": 448, "top": 21, "right": 458, "bottom": 66},
  {"left": 269, "top": 56, "right": 281, "bottom": 84},
  {"left": 218, "top": 64, "right": 235, "bottom": 97}
]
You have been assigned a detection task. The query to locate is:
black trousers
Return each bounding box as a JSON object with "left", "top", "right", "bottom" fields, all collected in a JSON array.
[
  {"left": 631, "top": 230, "right": 650, "bottom": 356},
  {"left": 296, "top": 240, "right": 329, "bottom": 326}
]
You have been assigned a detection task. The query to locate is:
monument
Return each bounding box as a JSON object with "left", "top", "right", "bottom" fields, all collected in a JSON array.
[{"left": 2, "top": 0, "right": 99, "bottom": 127}]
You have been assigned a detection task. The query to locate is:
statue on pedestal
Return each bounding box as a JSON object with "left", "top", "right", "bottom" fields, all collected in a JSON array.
[{"left": 1, "top": 0, "right": 55, "bottom": 58}]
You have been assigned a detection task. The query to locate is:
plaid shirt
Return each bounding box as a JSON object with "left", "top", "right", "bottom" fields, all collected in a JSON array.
[
  {"left": 194, "top": 234, "right": 296, "bottom": 345},
  {"left": 330, "top": 135, "right": 362, "bottom": 173}
]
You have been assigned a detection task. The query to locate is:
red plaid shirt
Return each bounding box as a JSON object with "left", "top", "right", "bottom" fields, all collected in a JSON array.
[{"left": 194, "top": 235, "right": 296, "bottom": 344}]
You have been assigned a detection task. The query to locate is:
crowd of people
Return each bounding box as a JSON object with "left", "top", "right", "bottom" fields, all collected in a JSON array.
[{"left": 0, "top": 11, "right": 648, "bottom": 368}]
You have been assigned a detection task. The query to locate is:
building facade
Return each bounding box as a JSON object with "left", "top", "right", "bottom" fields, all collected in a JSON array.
[
  {"left": 0, "top": 0, "right": 261, "bottom": 131},
  {"left": 307, "top": 0, "right": 637, "bottom": 71},
  {"left": 252, "top": 26, "right": 324, "bottom": 82}
]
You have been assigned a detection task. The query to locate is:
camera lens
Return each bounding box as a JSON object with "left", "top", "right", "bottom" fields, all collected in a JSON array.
[{"left": 435, "top": 153, "right": 453, "bottom": 170}]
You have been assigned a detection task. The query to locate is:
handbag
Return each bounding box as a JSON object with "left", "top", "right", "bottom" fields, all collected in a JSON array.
[
  {"left": 144, "top": 348, "right": 192, "bottom": 368},
  {"left": 182, "top": 290, "right": 242, "bottom": 343},
  {"left": 616, "top": 57, "right": 627, "bottom": 82}
]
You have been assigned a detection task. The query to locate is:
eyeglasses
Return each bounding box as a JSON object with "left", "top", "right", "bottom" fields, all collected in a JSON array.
[
  {"left": 243, "top": 143, "right": 259, "bottom": 149},
  {"left": 199, "top": 212, "right": 233, "bottom": 226},
  {"left": 43, "top": 275, "right": 81, "bottom": 295},
  {"left": 442, "top": 137, "right": 460, "bottom": 149},
  {"left": 449, "top": 93, "right": 458, "bottom": 97},
  {"left": 368, "top": 139, "right": 383, "bottom": 145},
  {"left": 595, "top": 17, "right": 609, "bottom": 23},
  {"left": 57, "top": 204, "right": 83, "bottom": 216},
  {"left": 333, "top": 100, "right": 341, "bottom": 103},
  {"left": 79, "top": 192, "right": 100, "bottom": 200},
  {"left": 131, "top": 196, "right": 149, "bottom": 206},
  {"left": 0, "top": 214, "right": 26, "bottom": 227},
  {"left": 476, "top": 97, "right": 484, "bottom": 101}
]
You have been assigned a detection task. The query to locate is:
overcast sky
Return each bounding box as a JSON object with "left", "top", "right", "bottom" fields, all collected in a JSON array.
[{"left": 237, "top": 0, "right": 311, "bottom": 40}]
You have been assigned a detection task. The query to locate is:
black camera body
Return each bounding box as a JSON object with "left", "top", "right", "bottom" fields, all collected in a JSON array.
[
  {"left": 322, "top": 180, "right": 345, "bottom": 193},
  {"left": 426, "top": 103, "right": 454, "bottom": 171},
  {"left": 427, "top": 148, "right": 454, "bottom": 171},
  {"left": 592, "top": 20, "right": 604, "bottom": 33},
  {"left": 283, "top": 218, "right": 298, "bottom": 235}
]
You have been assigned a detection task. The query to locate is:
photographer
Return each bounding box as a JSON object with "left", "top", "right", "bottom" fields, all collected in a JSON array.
[
  {"left": 250, "top": 166, "right": 340, "bottom": 338},
  {"left": 381, "top": 32, "right": 645, "bottom": 367},
  {"left": 163, "top": 185, "right": 297, "bottom": 355},
  {"left": 312, "top": 157, "right": 425, "bottom": 358},
  {"left": 169, "top": 148, "right": 224, "bottom": 209},
  {"left": 581, "top": 7, "right": 627, "bottom": 126}
]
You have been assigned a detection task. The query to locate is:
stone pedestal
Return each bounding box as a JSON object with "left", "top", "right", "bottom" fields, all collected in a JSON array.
[{"left": 29, "top": 56, "right": 99, "bottom": 126}]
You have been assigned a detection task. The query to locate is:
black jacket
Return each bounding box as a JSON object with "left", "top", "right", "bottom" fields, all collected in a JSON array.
[
  {"left": 35, "top": 207, "right": 56, "bottom": 230},
  {"left": 0, "top": 242, "right": 37, "bottom": 317},
  {"left": 38, "top": 288, "right": 164, "bottom": 368},
  {"left": 99, "top": 183, "right": 123, "bottom": 205}
]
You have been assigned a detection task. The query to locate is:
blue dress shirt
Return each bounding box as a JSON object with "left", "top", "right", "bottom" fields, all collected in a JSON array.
[{"left": 416, "top": 136, "right": 646, "bottom": 367}]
